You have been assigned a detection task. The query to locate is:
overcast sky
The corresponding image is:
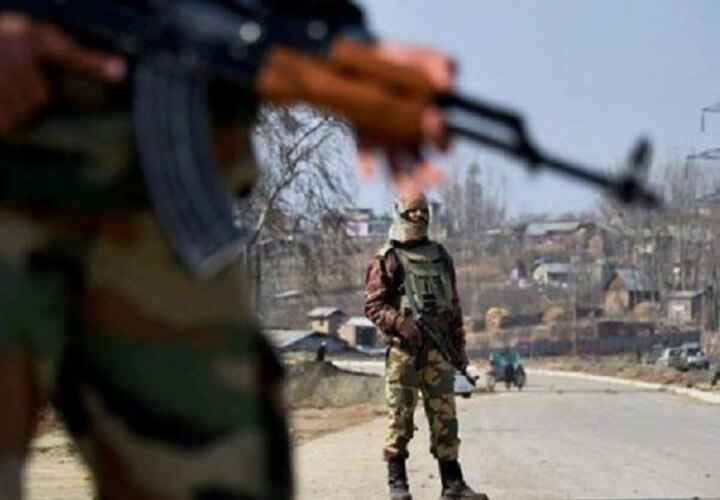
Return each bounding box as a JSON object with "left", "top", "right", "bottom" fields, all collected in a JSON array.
[{"left": 353, "top": 1, "right": 720, "bottom": 217}]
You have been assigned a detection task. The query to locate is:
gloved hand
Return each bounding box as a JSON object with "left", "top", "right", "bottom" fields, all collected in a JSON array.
[{"left": 395, "top": 315, "right": 421, "bottom": 342}]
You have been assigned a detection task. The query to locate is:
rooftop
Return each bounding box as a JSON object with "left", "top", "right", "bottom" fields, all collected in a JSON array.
[
  {"left": 307, "top": 307, "right": 344, "bottom": 318},
  {"left": 612, "top": 268, "right": 653, "bottom": 291},
  {"left": 667, "top": 290, "right": 704, "bottom": 300},
  {"left": 525, "top": 221, "right": 584, "bottom": 237},
  {"left": 537, "top": 262, "right": 571, "bottom": 273},
  {"left": 264, "top": 329, "right": 317, "bottom": 348},
  {"left": 345, "top": 316, "right": 375, "bottom": 328}
]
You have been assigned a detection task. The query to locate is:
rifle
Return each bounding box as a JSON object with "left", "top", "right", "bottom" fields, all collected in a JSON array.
[
  {"left": 414, "top": 311, "right": 479, "bottom": 387},
  {"left": 404, "top": 286, "right": 479, "bottom": 387},
  {"left": 0, "top": 0, "right": 662, "bottom": 277}
]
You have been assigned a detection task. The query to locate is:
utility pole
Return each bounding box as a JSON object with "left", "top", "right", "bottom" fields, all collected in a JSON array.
[
  {"left": 688, "top": 102, "right": 720, "bottom": 162},
  {"left": 700, "top": 102, "right": 720, "bottom": 134},
  {"left": 570, "top": 252, "right": 580, "bottom": 356},
  {"left": 244, "top": 240, "right": 268, "bottom": 320}
]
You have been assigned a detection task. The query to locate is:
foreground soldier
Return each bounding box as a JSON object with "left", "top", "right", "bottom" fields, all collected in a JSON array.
[
  {"left": 0, "top": 2, "right": 454, "bottom": 499},
  {"left": 364, "top": 192, "right": 487, "bottom": 500},
  {"left": 0, "top": 12, "right": 292, "bottom": 499}
]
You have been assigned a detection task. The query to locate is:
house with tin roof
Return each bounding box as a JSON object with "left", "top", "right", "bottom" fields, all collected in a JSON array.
[
  {"left": 532, "top": 262, "right": 571, "bottom": 286},
  {"left": 307, "top": 307, "right": 346, "bottom": 336},
  {"left": 604, "top": 268, "right": 659, "bottom": 317},
  {"left": 666, "top": 290, "right": 709, "bottom": 326},
  {"left": 339, "top": 316, "right": 378, "bottom": 347},
  {"left": 264, "top": 329, "right": 350, "bottom": 354}
]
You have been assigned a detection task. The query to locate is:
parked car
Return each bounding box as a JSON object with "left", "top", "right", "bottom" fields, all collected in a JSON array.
[
  {"left": 676, "top": 346, "right": 710, "bottom": 371},
  {"left": 655, "top": 347, "right": 682, "bottom": 368},
  {"left": 642, "top": 344, "right": 666, "bottom": 365}
]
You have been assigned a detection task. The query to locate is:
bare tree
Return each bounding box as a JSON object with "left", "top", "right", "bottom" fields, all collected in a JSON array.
[
  {"left": 441, "top": 158, "right": 506, "bottom": 261},
  {"left": 237, "top": 104, "right": 358, "bottom": 313},
  {"left": 597, "top": 156, "right": 720, "bottom": 322},
  {"left": 244, "top": 104, "right": 355, "bottom": 242}
]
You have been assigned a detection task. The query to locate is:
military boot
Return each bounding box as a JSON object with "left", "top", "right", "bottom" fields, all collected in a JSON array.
[
  {"left": 438, "top": 460, "right": 488, "bottom": 500},
  {"left": 388, "top": 458, "right": 412, "bottom": 500}
]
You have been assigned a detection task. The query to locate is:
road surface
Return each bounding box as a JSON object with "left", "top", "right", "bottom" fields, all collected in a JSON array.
[{"left": 295, "top": 373, "right": 720, "bottom": 500}]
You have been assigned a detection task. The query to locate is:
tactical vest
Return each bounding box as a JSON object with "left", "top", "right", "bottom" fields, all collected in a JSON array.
[{"left": 392, "top": 242, "right": 453, "bottom": 318}]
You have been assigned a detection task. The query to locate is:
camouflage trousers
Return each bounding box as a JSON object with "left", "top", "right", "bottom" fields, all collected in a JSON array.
[
  {"left": 0, "top": 212, "right": 291, "bottom": 500},
  {"left": 383, "top": 344, "right": 459, "bottom": 461}
]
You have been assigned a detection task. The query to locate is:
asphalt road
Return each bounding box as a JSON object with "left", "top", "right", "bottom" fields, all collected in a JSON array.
[{"left": 295, "top": 373, "right": 720, "bottom": 500}]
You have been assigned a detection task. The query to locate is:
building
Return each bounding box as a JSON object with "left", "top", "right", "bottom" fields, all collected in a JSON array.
[
  {"left": 523, "top": 220, "right": 596, "bottom": 246},
  {"left": 344, "top": 208, "right": 373, "bottom": 237},
  {"left": 345, "top": 207, "right": 392, "bottom": 237},
  {"left": 264, "top": 329, "right": 349, "bottom": 354},
  {"left": 307, "top": 307, "right": 346, "bottom": 336},
  {"left": 532, "top": 262, "right": 571, "bottom": 285},
  {"left": 604, "top": 268, "right": 659, "bottom": 317},
  {"left": 339, "top": 316, "right": 378, "bottom": 347},
  {"left": 667, "top": 290, "right": 705, "bottom": 325},
  {"left": 524, "top": 220, "right": 585, "bottom": 239}
]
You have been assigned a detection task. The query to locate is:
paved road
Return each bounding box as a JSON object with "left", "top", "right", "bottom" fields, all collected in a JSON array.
[{"left": 295, "top": 374, "right": 720, "bottom": 500}]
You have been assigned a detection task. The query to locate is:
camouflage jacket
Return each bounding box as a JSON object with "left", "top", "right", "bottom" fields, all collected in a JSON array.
[{"left": 363, "top": 239, "right": 466, "bottom": 353}]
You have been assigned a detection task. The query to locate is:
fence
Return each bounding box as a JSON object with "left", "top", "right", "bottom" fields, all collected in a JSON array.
[{"left": 468, "top": 329, "right": 701, "bottom": 358}]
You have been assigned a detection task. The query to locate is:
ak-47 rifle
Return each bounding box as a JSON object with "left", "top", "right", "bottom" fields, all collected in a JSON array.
[
  {"left": 412, "top": 310, "right": 478, "bottom": 387},
  {"left": 0, "top": 0, "right": 662, "bottom": 277}
]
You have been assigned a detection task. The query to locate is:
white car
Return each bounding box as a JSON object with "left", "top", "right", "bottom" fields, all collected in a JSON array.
[
  {"left": 680, "top": 346, "right": 710, "bottom": 370},
  {"left": 655, "top": 347, "right": 681, "bottom": 367}
]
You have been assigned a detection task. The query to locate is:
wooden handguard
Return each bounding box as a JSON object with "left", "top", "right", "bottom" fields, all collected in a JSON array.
[{"left": 256, "top": 39, "right": 439, "bottom": 148}]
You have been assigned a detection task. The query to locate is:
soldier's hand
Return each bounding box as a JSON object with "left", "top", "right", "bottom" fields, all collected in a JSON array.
[
  {"left": 395, "top": 316, "right": 422, "bottom": 342},
  {"left": 356, "top": 42, "right": 454, "bottom": 194},
  {"left": 0, "top": 13, "right": 126, "bottom": 136}
]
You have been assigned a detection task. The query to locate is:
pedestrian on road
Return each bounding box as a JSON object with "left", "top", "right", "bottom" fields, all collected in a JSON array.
[
  {"left": 364, "top": 191, "right": 487, "bottom": 500},
  {"left": 316, "top": 341, "right": 328, "bottom": 363}
]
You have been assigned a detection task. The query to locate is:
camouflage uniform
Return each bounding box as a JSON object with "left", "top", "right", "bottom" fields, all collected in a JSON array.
[
  {"left": 0, "top": 78, "right": 290, "bottom": 498},
  {"left": 365, "top": 239, "right": 465, "bottom": 461},
  {"left": 366, "top": 193, "right": 486, "bottom": 500}
]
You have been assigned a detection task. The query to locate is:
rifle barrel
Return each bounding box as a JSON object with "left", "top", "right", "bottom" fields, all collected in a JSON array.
[{"left": 441, "top": 93, "right": 662, "bottom": 208}]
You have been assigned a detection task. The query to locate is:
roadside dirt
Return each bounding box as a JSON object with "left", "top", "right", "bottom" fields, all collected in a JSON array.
[
  {"left": 291, "top": 403, "right": 387, "bottom": 445},
  {"left": 25, "top": 361, "right": 387, "bottom": 498},
  {"left": 285, "top": 360, "right": 387, "bottom": 445},
  {"left": 529, "top": 355, "right": 719, "bottom": 391}
]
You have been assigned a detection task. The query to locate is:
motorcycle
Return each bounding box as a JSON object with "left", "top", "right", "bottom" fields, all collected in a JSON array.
[{"left": 486, "top": 361, "right": 526, "bottom": 392}]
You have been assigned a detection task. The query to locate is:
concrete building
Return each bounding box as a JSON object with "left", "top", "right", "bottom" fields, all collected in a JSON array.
[
  {"left": 667, "top": 290, "right": 705, "bottom": 325},
  {"left": 532, "top": 262, "right": 571, "bottom": 285},
  {"left": 345, "top": 208, "right": 392, "bottom": 237},
  {"left": 339, "top": 316, "right": 378, "bottom": 347},
  {"left": 307, "top": 307, "right": 346, "bottom": 336}
]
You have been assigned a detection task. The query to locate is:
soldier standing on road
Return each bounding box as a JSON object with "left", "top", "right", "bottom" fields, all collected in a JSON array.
[
  {"left": 0, "top": 13, "right": 292, "bottom": 499},
  {"left": 364, "top": 191, "right": 487, "bottom": 500}
]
